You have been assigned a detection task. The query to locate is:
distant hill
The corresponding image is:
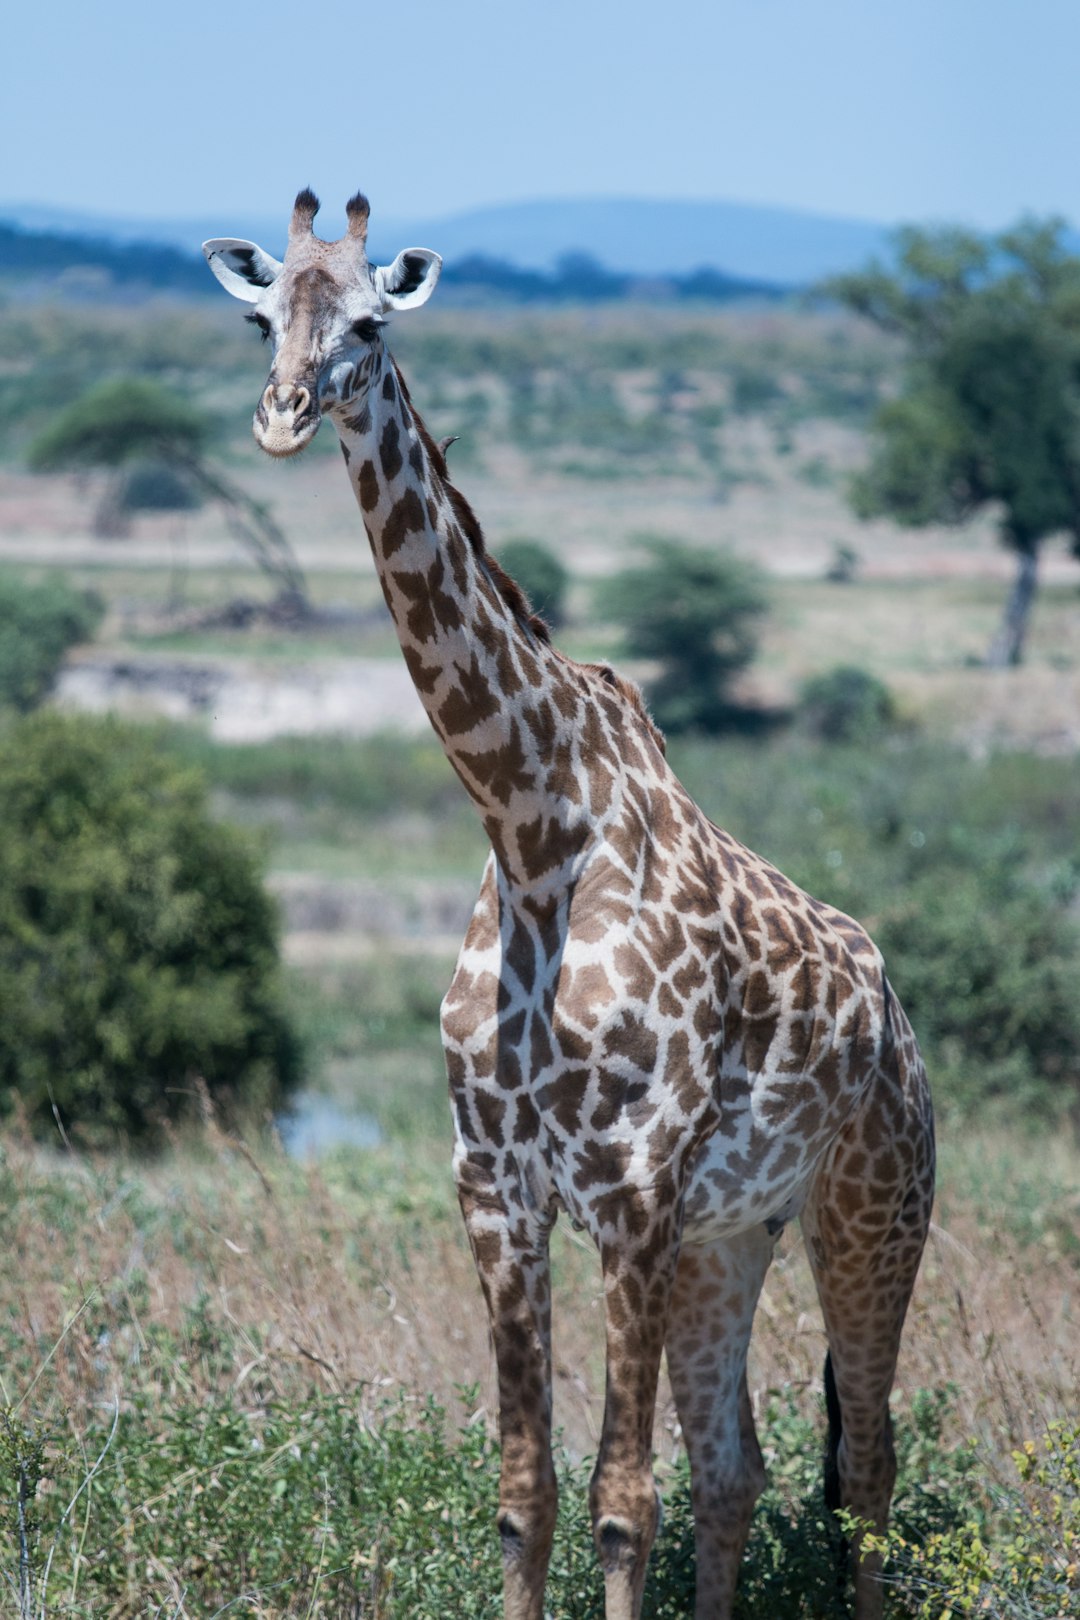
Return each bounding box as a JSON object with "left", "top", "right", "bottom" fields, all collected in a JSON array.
[
  {"left": 377, "top": 197, "right": 897, "bottom": 283},
  {"left": 0, "top": 221, "right": 211, "bottom": 297},
  {"left": 0, "top": 221, "right": 786, "bottom": 305},
  {"left": 0, "top": 194, "right": 908, "bottom": 284},
  {"left": 6, "top": 194, "right": 1072, "bottom": 293}
]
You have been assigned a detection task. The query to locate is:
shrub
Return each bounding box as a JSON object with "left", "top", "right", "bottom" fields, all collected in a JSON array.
[
  {"left": 0, "top": 712, "right": 302, "bottom": 1144},
  {"left": 867, "top": 1421, "right": 1080, "bottom": 1617},
  {"left": 2, "top": 1382, "right": 985, "bottom": 1619},
  {"left": 497, "top": 537, "right": 570, "bottom": 628},
  {"left": 798, "top": 664, "right": 895, "bottom": 742},
  {"left": 824, "top": 542, "right": 861, "bottom": 583},
  {"left": 598, "top": 537, "right": 767, "bottom": 733},
  {"left": 0, "top": 572, "right": 103, "bottom": 711},
  {"left": 875, "top": 857, "right": 1080, "bottom": 1119}
]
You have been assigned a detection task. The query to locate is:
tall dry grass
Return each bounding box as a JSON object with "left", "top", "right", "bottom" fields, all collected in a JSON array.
[{"left": 1, "top": 1112, "right": 1074, "bottom": 1481}]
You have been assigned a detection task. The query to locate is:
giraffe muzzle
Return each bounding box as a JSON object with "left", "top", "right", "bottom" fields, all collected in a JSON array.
[{"left": 253, "top": 380, "right": 321, "bottom": 457}]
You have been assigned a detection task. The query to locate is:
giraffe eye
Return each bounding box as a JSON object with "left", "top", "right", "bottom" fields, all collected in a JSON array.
[
  {"left": 351, "top": 317, "right": 383, "bottom": 342},
  {"left": 245, "top": 312, "right": 272, "bottom": 343}
]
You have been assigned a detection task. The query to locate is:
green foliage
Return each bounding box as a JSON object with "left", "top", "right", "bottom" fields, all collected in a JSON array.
[
  {"left": 297, "top": 958, "right": 452, "bottom": 1141},
  {"left": 874, "top": 856, "right": 1080, "bottom": 1117},
  {"left": 0, "top": 712, "right": 302, "bottom": 1144},
  {"left": 0, "top": 571, "right": 103, "bottom": 711},
  {"left": 599, "top": 537, "right": 768, "bottom": 733},
  {"left": 26, "top": 375, "right": 307, "bottom": 603},
  {"left": 26, "top": 376, "right": 209, "bottom": 472},
  {"left": 825, "top": 543, "right": 860, "bottom": 583},
  {"left": 497, "top": 537, "right": 570, "bottom": 628},
  {"left": 165, "top": 727, "right": 470, "bottom": 820},
  {"left": 866, "top": 1421, "right": 1080, "bottom": 1618},
  {"left": 0, "top": 1382, "right": 988, "bottom": 1619},
  {"left": 798, "top": 665, "right": 896, "bottom": 742},
  {"left": 0, "top": 1405, "right": 58, "bottom": 1617},
  {"left": 731, "top": 361, "right": 785, "bottom": 416},
  {"left": 829, "top": 219, "right": 1080, "bottom": 661},
  {"left": 116, "top": 456, "right": 202, "bottom": 512}
]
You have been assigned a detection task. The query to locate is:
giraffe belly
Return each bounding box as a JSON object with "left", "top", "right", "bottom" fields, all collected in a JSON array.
[
  {"left": 679, "top": 1078, "right": 857, "bottom": 1245},
  {"left": 680, "top": 1122, "right": 818, "bottom": 1244}
]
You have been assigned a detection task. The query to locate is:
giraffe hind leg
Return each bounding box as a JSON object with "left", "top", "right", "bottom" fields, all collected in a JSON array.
[{"left": 803, "top": 1039, "right": 934, "bottom": 1620}]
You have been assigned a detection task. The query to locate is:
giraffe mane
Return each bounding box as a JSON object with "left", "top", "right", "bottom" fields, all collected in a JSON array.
[
  {"left": 391, "top": 362, "right": 553, "bottom": 647},
  {"left": 581, "top": 663, "right": 667, "bottom": 756},
  {"left": 389, "top": 361, "right": 668, "bottom": 756}
]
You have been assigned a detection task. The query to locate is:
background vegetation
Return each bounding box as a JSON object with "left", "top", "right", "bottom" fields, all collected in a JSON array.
[{"left": 1, "top": 233, "right": 1078, "bottom": 1614}]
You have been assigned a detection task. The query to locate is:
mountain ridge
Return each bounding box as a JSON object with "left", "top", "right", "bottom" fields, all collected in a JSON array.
[
  {"left": 1, "top": 194, "right": 901, "bottom": 283},
  {"left": 5, "top": 195, "right": 1073, "bottom": 287}
]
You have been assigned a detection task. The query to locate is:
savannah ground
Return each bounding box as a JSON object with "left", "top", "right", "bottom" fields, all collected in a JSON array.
[{"left": 0, "top": 295, "right": 1077, "bottom": 1615}]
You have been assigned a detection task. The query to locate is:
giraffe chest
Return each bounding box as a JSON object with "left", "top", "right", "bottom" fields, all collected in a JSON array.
[
  {"left": 443, "top": 909, "right": 708, "bottom": 1224},
  {"left": 443, "top": 895, "right": 887, "bottom": 1247}
]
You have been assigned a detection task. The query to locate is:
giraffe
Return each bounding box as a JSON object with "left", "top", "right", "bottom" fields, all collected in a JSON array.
[{"left": 203, "top": 189, "right": 935, "bottom": 1620}]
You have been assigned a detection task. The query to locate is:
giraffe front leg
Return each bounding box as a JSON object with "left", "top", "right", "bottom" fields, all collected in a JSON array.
[
  {"left": 458, "top": 1176, "right": 556, "bottom": 1620},
  {"left": 590, "top": 1219, "right": 680, "bottom": 1620}
]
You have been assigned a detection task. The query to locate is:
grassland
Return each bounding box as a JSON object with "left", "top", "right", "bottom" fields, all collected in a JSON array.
[
  {"left": 1, "top": 726, "right": 1077, "bottom": 1615},
  {"left": 0, "top": 294, "right": 1078, "bottom": 1614}
]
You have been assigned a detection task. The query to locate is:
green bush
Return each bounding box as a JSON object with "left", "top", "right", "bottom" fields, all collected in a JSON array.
[
  {"left": 497, "top": 537, "right": 570, "bottom": 628},
  {"left": 875, "top": 857, "right": 1080, "bottom": 1118},
  {"left": 0, "top": 572, "right": 103, "bottom": 711},
  {"left": 867, "top": 1420, "right": 1080, "bottom": 1618},
  {"left": 598, "top": 536, "right": 768, "bottom": 733},
  {"left": 2, "top": 1382, "right": 985, "bottom": 1619},
  {"left": 0, "top": 712, "right": 302, "bottom": 1144},
  {"left": 798, "top": 664, "right": 896, "bottom": 742}
]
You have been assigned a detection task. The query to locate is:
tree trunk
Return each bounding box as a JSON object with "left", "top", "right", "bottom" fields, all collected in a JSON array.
[
  {"left": 92, "top": 474, "right": 132, "bottom": 538},
  {"left": 180, "top": 454, "right": 310, "bottom": 615},
  {"left": 986, "top": 543, "right": 1039, "bottom": 667}
]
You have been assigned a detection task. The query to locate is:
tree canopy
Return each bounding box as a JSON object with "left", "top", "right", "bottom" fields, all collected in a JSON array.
[
  {"left": 28, "top": 378, "right": 308, "bottom": 611},
  {"left": 828, "top": 220, "right": 1080, "bottom": 664}
]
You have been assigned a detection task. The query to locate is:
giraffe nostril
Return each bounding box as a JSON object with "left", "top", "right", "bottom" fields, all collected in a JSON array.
[{"left": 294, "top": 387, "right": 311, "bottom": 419}]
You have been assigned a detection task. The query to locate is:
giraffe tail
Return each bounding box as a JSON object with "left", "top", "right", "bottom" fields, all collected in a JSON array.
[
  {"left": 823, "top": 1348, "right": 842, "bottom": 1514},
  {"left": 823, "top": 1348, "right": 851, "bottom": 1596}
]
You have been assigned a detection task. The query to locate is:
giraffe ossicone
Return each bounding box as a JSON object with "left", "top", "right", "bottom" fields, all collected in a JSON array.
[{"left": 203, "top": 190, "right": 935, "bottom": 1620}]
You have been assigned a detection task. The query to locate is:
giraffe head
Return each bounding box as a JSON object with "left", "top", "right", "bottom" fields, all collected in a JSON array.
[{"left": 203, "top": 189, "right": 441, "bottom": 457}]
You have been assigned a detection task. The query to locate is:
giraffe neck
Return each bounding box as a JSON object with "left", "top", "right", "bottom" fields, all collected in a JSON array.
[{"left": 331, "top": 346, "right": 647, "bottom": 902}]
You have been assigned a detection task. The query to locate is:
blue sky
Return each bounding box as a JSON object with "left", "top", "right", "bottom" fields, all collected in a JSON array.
[{"left": 4, "top": 0, "right": 1078, "bottom": 234}]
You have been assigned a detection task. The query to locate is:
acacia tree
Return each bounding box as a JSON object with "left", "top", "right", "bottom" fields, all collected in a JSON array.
[
  {"left": 828, "top": 221, "right": 1080, "bottom": 665},
  {"left": 29, "top": 378, "right": 309, "bottom": 614}
]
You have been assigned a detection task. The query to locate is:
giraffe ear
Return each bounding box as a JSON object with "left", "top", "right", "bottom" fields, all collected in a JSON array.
[
  {"left": 375, "top": 248, "right": 442, "bottom": 312},
  {"left": 202, "top": 238, "right": 284, "bottom": 302}
]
